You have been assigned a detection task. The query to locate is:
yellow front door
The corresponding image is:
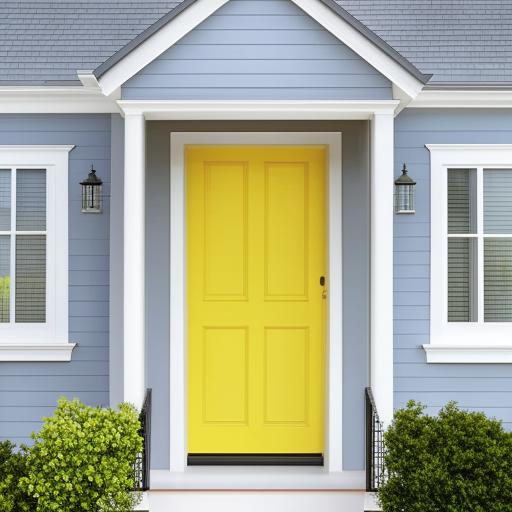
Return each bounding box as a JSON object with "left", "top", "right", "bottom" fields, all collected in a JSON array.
[{"left": 187, "top": 145, "right": 326, "bottom": 455}]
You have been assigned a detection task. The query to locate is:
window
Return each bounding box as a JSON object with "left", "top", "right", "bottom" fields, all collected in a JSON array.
[
  {"left": 0, "top": 146, "right": 75, "bottom": 361},
  {"left": 426, "top": 145, "right": 512, "bottom": 363}
]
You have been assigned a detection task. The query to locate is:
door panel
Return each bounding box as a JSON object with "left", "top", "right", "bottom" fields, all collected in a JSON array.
[{"left": 187, "top": 145, "right": 326, "bottom": 455}]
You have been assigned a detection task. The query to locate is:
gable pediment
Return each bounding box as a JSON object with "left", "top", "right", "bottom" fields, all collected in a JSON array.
[
  {"left": 95, "top": 0, "right": 429, "bottom": 100},
  {"left": 122, "top": 0, "right": 393, "bottom": 101}
]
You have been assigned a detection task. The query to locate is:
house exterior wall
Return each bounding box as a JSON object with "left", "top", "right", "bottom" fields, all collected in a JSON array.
[
  {"left": 121, "top": 0, "right": 392, "bottom": 101},
  {"left": 145, "top": 120, "right": 370, "bottom": 471},
  {"left": 0, "top": 114, "right": 111, "bottom": 445},
  {"left": 394, "top": 108, "right": 512, "bottom": 428}
]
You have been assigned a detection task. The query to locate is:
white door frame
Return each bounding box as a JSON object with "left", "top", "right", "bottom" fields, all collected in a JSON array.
[{"left": 169, "top": 132, "right": 343, "bottom": 473}]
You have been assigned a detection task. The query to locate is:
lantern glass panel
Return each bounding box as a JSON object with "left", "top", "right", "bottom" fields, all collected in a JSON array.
[
  {"left": 395, "top": 184, "right": 415, "bottom": 213},
  {"left": 81, "top": 183, "right": 102, "bottom": 213}
]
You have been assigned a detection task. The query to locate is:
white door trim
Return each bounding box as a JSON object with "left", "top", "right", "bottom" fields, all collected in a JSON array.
[{"left": 169, "top": 132, "right": 343, "bottom": 477}]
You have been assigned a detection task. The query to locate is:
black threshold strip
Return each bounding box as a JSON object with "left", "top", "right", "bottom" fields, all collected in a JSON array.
[{"left": 187, "top": 453, "right": 324, "bottom": 466}]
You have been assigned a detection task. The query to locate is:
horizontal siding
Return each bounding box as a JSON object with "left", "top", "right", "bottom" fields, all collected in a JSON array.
[
  {"left": 0, "top": 114, "right": 110, "bottom": 445},
  {"left": 394, "top": 108, "right": 512, "bottom": 426},
  {"left": 122, "top": 0, "right": 392, "bottom": 100}
]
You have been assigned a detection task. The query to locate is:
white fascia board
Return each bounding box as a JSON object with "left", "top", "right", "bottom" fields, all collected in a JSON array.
[
  {"left": 77, "top": 71, "right": 100, "bottom": 89},
  {"left": 290, "top": 0, "right": 425, "bottom": 100},
  {"left": 97, "top": 0, "right": 230, "bottom": 96},
  {"left": 117, "top": 100, "right": 400, "bottom": 120},
  {"left": 0, "top": 87, "right": 120, "bottom": 114},
  {"left": 410, "top": 90, "right": 512, "bottom": 108}
]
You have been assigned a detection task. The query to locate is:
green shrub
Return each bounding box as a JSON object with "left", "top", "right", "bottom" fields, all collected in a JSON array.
[
  {"left": 378, "top": 401, "right": 512, "bottom": 512},
  {"left": 20, "top": 398, "right": 143, "bottom": 512},
  {"left": 0, "top": 440, "right": 34, "bottom": 512}
]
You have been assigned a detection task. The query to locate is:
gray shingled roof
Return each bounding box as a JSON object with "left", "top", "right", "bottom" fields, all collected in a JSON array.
[
  {"left": 1, "top": 0, "right": 511, "bottom": 85},
  {"left": 338, "top": 0, "right": 512, "bottom": 84}
]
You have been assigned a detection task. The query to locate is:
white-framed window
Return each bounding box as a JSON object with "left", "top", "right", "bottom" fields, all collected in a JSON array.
[
  {"left": 425, "top": 144, "right": 512, "bottom": 363},
  {"left": 0, "top": 146, "right": 75, "bottom": 361}
]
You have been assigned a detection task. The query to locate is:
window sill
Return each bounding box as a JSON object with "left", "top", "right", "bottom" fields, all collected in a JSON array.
[
  {"left": 150, "top": 468, "right": 365, "bottom": 490},
  {"left": 423, "top": 344, "right": 512, "bottom": 364},
  {"left": 0, "top": 342, "right": 76, "bottom": 361}
]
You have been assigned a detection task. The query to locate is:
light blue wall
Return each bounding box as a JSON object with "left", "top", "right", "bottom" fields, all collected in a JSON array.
[
  {"left": 122, "top": 0, "right": 392, "bottom": 100},
  {"left": 145, "top": 120, "right": 370, "bottom": 471},
  {"left": 0, "top": 114, "right": 111, "bottom": 444},
  {"left": 394, "top": 108, "right": 512, "bottom": 428}
]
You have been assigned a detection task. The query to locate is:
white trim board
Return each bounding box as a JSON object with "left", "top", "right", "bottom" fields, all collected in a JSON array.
[
  {"left": 426, "top": 144, "right": 512, "bottom": 364},
  {"left": 96, "top": 0, "right": 425, "bottom": 101},
  {"left": 0, "top": 343, "right": 75, "bottom": 361},
  {"left": 118, "top": 100, "right": 400, "bottom": 120},
  {"left": 0, "top": 87, "right": 121, "bottom": 114},
  {"left": 169, "top": 132, "right": 343, "bottom": 479},
  {"left": 410, "top": 90, "right": 512, "bottom": 108}
]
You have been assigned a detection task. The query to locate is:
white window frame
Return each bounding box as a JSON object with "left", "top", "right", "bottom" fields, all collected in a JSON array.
[
  {"left": 425, "top": 144, "right": 512, "bottom": 363},
  {"left": 0, "top": 146, "right": 75, "bottom": 361}
]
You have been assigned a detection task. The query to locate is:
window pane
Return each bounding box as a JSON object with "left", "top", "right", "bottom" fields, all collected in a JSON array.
[
  {"left": 484, "top": 169, "right": 512, "bottom": 234},
  {"left": 448, "top": 237, "right": 477, "bottom": 322},
  {"left": 15, "top": 235, "right": 46, "bottom": 323},
  {"left": 484, "top": 238, "right": 512, "bottom": 322},
  {"left": 0, "top": 235, "right": 9, "bottom": 323},
  {"left": 448, "top": 169, "right": 477, "bottom": 234},
  {"left": 16, "top": 169, "right": 46, "bottom": 231},
  {"left": 0, "top": 170, "right": 11, "bottom": 230}
]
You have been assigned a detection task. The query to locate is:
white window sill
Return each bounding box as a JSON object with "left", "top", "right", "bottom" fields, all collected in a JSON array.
[
  {"left": 423, "top": 344, "right": 512, "bottom": 363},
  {"left": 0, "top": 342, "right": 76, "bottom": 361},
  {"left": 150, "top": 468, "right": 365, "bottom": 490}
]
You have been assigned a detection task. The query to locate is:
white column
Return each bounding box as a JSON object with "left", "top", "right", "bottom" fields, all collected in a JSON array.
[
  {"left": 123, "top": 112, "right": 146, "bottom": 410},
  {"left": 370, "top": 112, "right": 394, "bottom": 426}
]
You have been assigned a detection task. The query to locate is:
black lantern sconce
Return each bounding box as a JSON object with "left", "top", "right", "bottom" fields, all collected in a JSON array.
[
  {"left": 394, "top": 163, "right": 416, "bottom": 214},
  {"left": 80, "top": 165, "right": 103, "bottom": 213}
]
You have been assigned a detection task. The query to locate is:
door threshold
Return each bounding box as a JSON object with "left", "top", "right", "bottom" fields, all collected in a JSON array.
[{"left": 187, "top": 453, "right": 324, "bottom": 466}]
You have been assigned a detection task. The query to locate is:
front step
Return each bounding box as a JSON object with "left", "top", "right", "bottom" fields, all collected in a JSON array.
[
  {"left": 364, "top": 492, "right": 382, "bottom": 511},
  {"left": 146, "top": 490, "right": 367, "bottom": 512}
]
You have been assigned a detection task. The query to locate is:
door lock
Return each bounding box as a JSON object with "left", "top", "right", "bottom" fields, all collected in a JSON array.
[{"left": 320, "top": 276, "right": 327, "bottom": 299}]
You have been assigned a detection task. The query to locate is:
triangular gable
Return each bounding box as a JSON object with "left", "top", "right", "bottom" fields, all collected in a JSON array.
[
  {"left": 122, "top": 0, "right": 393, "bottom": 101},
  {"left": 94, "top": 0, "right": 431, "bottom": 99}
]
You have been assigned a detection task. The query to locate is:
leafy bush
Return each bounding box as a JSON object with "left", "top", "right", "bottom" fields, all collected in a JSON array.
[
  {"left": 20, "top": 398, "right": 143, "bottom": 512},
  {"left": 378, "top": 401, "right": 512, "bottom": 512},
  {"left": 0, "top": 440, "right": 34, "bottom": 512}
]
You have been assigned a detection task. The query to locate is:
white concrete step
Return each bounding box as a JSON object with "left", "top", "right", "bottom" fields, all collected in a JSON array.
[{"left": 146, "top": 490, "right": 367, "bottom": 512}]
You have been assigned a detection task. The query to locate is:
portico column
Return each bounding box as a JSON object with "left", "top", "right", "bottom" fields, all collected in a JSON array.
[
  {"left": 123, "top": 112, "right": 146, "bottom": 409},
  {"left": 370, "top": 112, "right": 394, "bottom": 426}
]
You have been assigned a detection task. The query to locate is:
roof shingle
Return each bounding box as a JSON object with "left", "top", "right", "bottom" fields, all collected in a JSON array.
[{"left": 1, "top": 0, "right": 511, "bottom": 85}]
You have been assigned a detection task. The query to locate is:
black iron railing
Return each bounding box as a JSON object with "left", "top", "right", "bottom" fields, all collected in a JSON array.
[
  {"left": 365, "top": 387, "right": 386, "bottom": 492},
  {"left": 134, "top": 388, "right": 152, "bottom": 492}
]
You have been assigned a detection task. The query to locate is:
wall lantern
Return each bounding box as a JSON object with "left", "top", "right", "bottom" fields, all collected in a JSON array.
[
  {"left": 80, "top": 165, "right": 103, "bottom": 213},
  {"left": 394, "top": 163, "right": 416, "bottom": 214}
]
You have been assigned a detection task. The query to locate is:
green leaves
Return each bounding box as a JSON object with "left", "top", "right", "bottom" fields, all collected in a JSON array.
[
  {"left": 0, "top": 441, "right": 34, "bottom": 511},
  {"left": 378, "top": 401, "right": 512, "bottom": 512},
  {"left": 17, "top": 398, "right": 143, "bottom": 512}
]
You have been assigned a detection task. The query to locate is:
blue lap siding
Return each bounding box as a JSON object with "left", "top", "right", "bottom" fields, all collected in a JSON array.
[
  {"left": 394, "top": 108, "right": 512, "bottom": 428},
  {"left": 121, "top": 0, "right": 392, "bottom": 100},
  {"left": 0, "top": 114, "right": 110, "bottom": 444}
]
